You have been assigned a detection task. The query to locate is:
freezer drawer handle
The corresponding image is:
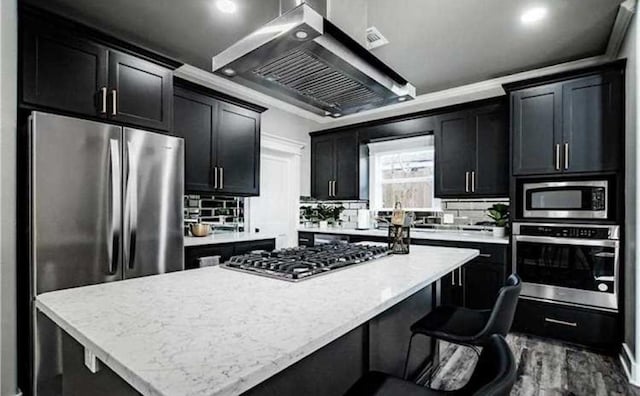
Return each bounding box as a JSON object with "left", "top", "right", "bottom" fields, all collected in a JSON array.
[
  {"left": 108, "top": 139, "right": 121, "bottom": 275},
  {"left": 544, "top": 317, "right": 577, "bottom": 327}
]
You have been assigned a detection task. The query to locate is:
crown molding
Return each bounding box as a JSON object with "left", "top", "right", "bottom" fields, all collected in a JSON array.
[
  {"left": 606, "top": 0, "right": 636, "bottom": 58},
  {"left": 261, "top": 133, "right": 306, "bottom": 156}
]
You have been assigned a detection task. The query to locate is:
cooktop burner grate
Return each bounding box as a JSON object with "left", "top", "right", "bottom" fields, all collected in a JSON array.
[{"left": 220, "top": 243, "right": 391, "bottom": 281}]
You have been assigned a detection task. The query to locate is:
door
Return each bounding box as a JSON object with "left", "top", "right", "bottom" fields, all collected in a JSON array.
[
  {"left": 562, "top": 72, "right": 623, "bottom": 173},
  {"left": 123, "top": 128, "right": 184, "bottom": 278},
  {"left": 215, "top": 102, "right": 261, "bottom": 196},
  {"left": 333, "top": 132, "right": 359, "bottom": 200},
  {"left": 512, "top": 83, "right": 563, "bottom": 175},
  {"left": 22, "top": 21, "right": 108, "bottom": 117},
  {"left": 311, "top": 135, "right": 335, "bottom": 200},
  {"left": 108, "top": 50, "right": 173, "bottom": 131},
  {"left": 173, "top": 87, "right": 217, "bottom": 192},
  {"left": 434, "top": 111, "right": 474, "bottom": 197},
  {"left": 472, "top": 105, "right": 508, "bottom": 196},
  {"left": 31, "top": 112, "right": 123, "bottom": 396},
  {"left": 249, "top": 152, "right": 294, "bottom": 248}
]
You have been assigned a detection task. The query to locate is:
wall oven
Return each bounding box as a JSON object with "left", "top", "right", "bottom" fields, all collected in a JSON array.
[
  {"left": 522, "top": 180, "right": 608, "bottom": 220},
  {"left": 512, "top": 222, "right": 620, "bottom": 310}
]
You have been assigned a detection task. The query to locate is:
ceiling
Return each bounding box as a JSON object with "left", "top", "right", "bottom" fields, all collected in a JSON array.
[{"left": 25, "top": 0, "right": 624, "bottom": 96}]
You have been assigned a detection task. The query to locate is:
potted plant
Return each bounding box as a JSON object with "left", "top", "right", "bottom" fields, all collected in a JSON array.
[
  {"left": 300, "top": 205, "right": 317, "bottom": 227},
  {"left": 316, "top": 204, "right": 345, "bottom": 228},
  {"left": 487, "top": 203, "right": 509, "bottom": 237}
]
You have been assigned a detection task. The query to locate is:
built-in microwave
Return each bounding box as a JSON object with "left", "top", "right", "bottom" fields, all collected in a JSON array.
[{"left": 522, "top": 180, "right": 608, "bottom": 220}]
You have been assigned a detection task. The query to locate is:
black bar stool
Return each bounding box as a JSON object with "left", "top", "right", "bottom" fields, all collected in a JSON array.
[
  {"left": 345, "top": 334, "right": 517, "bottom": 396},
  {"left": 403, "top": 274, "right": 521, "bottom": 379}
]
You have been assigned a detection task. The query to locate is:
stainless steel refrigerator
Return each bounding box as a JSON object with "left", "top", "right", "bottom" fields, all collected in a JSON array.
[{"left": 28, "top": 112, "right": 184, "bottom": 396}]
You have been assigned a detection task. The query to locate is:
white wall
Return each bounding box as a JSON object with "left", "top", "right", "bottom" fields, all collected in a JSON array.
[
  {"left": 620, "top": 8, "right": 640, "bottom": 384},
  {"left": 260, "top": 107, "right": 321, "bottom": 196},
  {"left": 0, "top": 0, "right": 18, "bottom": 394}
]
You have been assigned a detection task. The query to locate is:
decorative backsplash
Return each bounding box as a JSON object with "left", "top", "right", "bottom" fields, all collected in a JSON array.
[
  {"left": 184, "top": 195, "right": 245, "bottom": 233},
  {"left": 299, "top": 197, "right": 509, "bottom": 228}
]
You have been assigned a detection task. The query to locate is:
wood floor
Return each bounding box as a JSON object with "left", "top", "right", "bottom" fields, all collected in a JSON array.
[{"left": 430, "top": 333, "right": 640, "bottom": 396}]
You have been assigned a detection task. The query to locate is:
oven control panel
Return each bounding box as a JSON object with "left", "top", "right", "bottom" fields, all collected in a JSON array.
[{"left": 519, "top": 225, "right": 610, "bottom": 239}]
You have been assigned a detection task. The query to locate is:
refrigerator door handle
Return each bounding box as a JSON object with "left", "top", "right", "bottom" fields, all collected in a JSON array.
[
  {"left": 108, "top": 139, "right": 121, "bottom": 274},
  {"left": 125, "top": 141, "right": 138, "bottom": 270}
]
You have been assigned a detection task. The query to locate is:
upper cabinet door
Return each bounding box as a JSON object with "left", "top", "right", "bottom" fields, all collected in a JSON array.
[
  {"left": 434, "top": 111, "right": 475, "bottom": 197},
  {"left": 561, "top": 72, "right": 623, "bottom": 173},
  {"left": 472, "top": 105, "right": 509, "bottom": 196},
  {"left": 173, "top": 87, "right": 217, "bottom": 193},
  {"left": 311, "top": 135, "right": 335, "bottom": 201},
  {"left": 333, "top": 132, "right": 359, "bottom": 200},
  {"left": 22, "top": 23, "right": 108, "bottom": 116},
  {"left": 108, "top": 50, "right": 173, "bottom": 131},
  {"left": 511, "top": 83, "right": 563, "bottom": 175},
  {"left": 214, "top": 102, "right": 261, "bottom": 196}
]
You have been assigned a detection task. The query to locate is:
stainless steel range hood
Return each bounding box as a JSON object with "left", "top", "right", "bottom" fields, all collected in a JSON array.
[{"left": 212, "top": 4, "right": 416, "bottom": 117}]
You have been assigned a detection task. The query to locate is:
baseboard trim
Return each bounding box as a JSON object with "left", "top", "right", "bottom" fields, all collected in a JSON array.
[{"left": 620, "top": 343, "right": 640, "bottom": 387}]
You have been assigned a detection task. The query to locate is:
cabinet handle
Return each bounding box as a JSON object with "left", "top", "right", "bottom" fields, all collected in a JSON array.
[
  {"left": 555, "top": 144, "right": 560, "bottom": 170},
  {"left": 471, "top": 171, "right": 475, "bottom": 193},
  {"left": 299, "top": 238, "right": 310, "bottom": 242},
  {"left": 451, "top": 271, "right": 455, "bottom": 286},
  {"left": 111, "top": 90, "right": 117, "bottom": 115},
  {"left": 465, "top": 172, "right": 470, "bottom": 193},
  {"left": 458, "top": 267, "right": 462, "bottom": 286},
  {"left": 478, "top": 253, "right": 492, "bottom": 258},
  {"left": 220, "top": 167, "right": 224, "bottom": 189},
  {"left": 328, "top": 181, "right": 332, "bottom": 197},
  {"left": 564, "top": 143, "right": 569, "bottom": 170},
  {"left": 213, "top": 166, "right": 218, "bottom": 188},
  {"left": 332, "top": 180, "right": 336, "bottom": 197},
  {"left": 544, "top": 317, "right": 577, "bottom": 327},
  {"left": 100, "top": 87, "right": 107, "bottom": 114}
]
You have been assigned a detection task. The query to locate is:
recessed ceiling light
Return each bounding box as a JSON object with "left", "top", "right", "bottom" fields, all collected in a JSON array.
[
  {"left": 398, "top": 97, "right": 407, "bottom": 102},
  {"left": 216, "top": 0, "right": 237, "bottom": 14},
  {"left": 295, "top": 30, "right": 309, "bottom": 40},
  {"left": 222, "top": 68, "right": 236, "bottom": 76},
  {"left": 521, "top": 7, "right": 547, "bottom": 24},
  {"left": 332, "top": 113, "right": 342, "bottom": 118}
]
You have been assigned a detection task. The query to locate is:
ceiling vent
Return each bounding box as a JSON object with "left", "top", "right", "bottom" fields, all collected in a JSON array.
[{"left": 365, "top": 26, "right": 389, "bottom": 50}]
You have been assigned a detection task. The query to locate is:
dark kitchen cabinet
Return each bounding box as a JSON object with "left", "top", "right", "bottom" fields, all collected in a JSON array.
[
  {"left": 173, "top": 82, "right": 264, "bottom": 196},
  {"left": 440, "top": 269, "right": 464, "bottom": 307},
  {"left": 434, "top": 111, "right": 474, "bottom": 197},
  {"left": 185, "top": 239, "right": 275, "bottom": 269},
  {"left": 21, "top": 13, "right": 175, "bottom": 131},
  {"left": 21, "top": 18, "right": 108, "bottom": 117},
  {"left": 561, "top": 72, "right": 623, "bottom": 173},
  {"left": 510, "top": 68, "right": 623, "bottom": 175},
  {"left": 435, "top": 103, "right": 508, "bottom": 198},
  {"left": 311, "top": 131, "right": 359, "bottom": 200},
  {"left": 215, "top": 103, "right": 261, "bottom": 196},
  {"left": 107, "top": 50, "right": 173, "bottom": 131}
]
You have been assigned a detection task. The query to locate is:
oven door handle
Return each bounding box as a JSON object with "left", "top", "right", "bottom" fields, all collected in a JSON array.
[{"left": 513, "top": 235, "right": 619, "bottom": 248}]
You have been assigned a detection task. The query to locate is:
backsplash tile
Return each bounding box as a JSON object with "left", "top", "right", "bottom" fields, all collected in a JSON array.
[
  {"left": 184, "top": 195, "right": 245, "bottom": 233},
  {"left": 441, "top": 198, "right": 509, "bottom": 225},
  {"left": 299, "top": 197, "right": 368, "bottom": 228}
]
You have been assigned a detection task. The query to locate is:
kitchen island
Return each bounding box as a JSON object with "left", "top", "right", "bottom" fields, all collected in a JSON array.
[{"left": 36, "top": 245, "right": 479, "bottom": 396}]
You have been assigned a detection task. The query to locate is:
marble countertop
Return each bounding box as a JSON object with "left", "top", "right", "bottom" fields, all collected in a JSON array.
[
  {"left": 184, "top": 231, "right": 278, "bottom": 247},
  {"left": 36, "top": 245, "right": 479, "bottom": 396},
  {"left": 298, "top": 226, "right": 510, "bottom": 245}
]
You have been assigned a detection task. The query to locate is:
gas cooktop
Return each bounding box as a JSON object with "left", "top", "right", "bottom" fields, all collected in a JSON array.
[{"left": 220, "top": 243, "right": 391, "bottom": 281}]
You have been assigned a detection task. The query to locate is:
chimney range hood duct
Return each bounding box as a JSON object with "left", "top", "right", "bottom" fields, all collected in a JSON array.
[{"left": 212, "top": 4, "right": 416, "bottom": 117}]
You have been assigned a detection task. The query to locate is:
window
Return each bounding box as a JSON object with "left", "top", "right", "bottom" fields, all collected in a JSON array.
[{"left": 368, "top": 136, "right": 441, "bottom": 211}]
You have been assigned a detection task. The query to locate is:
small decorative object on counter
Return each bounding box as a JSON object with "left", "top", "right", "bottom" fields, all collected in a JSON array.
[
  {"left": 190, "top": 222, "right": 211, "bottom": 237},
  {"left": 487, "top": 203, "right": 509, "bottom": 238},
  {"left": 389, "top": 203, "right": 410, "bottom": 254}
]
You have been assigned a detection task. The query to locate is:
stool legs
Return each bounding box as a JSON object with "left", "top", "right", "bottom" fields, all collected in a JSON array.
[{"left": 402, "top": 333, "right": 416, "bottom": 380}]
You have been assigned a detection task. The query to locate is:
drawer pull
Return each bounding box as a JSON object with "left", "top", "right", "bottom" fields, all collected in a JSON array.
[
  {"left": 478, "top": 253, "right": 492, "bottom": 258},
  {"left": 544, "top": 317, "right": 577, "bottom": 327},
  {"left": 299, "top": 238, "right": 310, "bottom": 242}
]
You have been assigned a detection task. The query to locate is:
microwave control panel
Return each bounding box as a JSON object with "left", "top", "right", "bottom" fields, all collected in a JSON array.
[
  {"left": 591, "top": 188, "right": 606, "bottom": 210},
  {"left": 519, "top": 225, "right": 610, "bottom": 239}
]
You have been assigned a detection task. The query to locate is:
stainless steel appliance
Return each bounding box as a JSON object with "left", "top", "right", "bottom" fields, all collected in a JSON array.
[
  {"left": 29, "top": 112, "right": 184, "bottom": 395},
  {"left": 522, "top": 180, "right": 608, "bottom": 219},
  {"left": 211, "top": 4, "right": 416, "bottom": 117},
  {"left": 512, "top": 222, "right": 619, "bottom": 310},
  {"left": 222, "top": 244, "right": 390, "bottom": 281}
]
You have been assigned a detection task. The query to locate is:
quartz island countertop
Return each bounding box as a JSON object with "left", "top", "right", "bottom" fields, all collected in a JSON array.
[
  {"left": 298, "top": 226, "right": 510, "bottom": 245},
  {"left": 36, "top": 245, "right": 479, "bottom": 396}
]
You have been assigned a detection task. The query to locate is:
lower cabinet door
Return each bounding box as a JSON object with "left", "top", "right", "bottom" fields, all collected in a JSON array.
[
  {"left": 184, "top": 244, "right": 234, "bottom": 269},
  {"left": 463, "top": 260, "right": 505, "bottom": 310},
  {"left": 440, "top": 270, "right": 463, "bottom": 306}
]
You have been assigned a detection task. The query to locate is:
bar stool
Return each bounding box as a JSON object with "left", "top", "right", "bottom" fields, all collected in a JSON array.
[
  {"left": 345, "top": 334, "right": 517, "bottom": 396},
  {"left": 403, "top": 274, "right": 521, "bottom": 379}
]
